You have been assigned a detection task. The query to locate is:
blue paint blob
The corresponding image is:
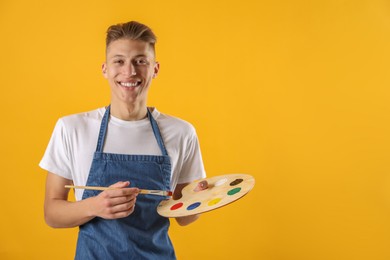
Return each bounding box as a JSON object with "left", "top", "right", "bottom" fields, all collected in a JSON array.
[{"left": 187, "top": 202, "right": 201, "bottom": 210}]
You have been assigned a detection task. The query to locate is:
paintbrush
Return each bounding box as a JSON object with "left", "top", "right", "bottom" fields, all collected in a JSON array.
[{"left": 65, "top": 185, "right": 173, "bottom": 197}]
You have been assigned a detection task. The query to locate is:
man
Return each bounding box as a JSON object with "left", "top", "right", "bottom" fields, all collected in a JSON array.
[{"left": 40, "top": 21, "right": 206, "bottom": 259}]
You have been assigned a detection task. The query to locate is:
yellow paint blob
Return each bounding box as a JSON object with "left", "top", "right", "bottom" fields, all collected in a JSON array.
[{"left": 208, "top": 198, "right": 222, "bottom": 206}]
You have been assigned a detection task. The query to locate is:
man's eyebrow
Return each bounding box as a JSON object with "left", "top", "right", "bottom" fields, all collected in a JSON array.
[
  {"left": 108, "top": 54, "right": 149, "bottom": 59},
  {"left": 109, "top": 54, "right": 125, "bottom": 59},
  {"left": 133, "top": 54, "right": 148, "bottom": 59}
]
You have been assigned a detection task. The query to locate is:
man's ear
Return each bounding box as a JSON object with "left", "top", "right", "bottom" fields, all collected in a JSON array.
[
  {"left": 153, "top": 62, "right": 160, "bottom": 78},
  {"left": 102, "top": 63, "right": 108, "bottom": 78}
]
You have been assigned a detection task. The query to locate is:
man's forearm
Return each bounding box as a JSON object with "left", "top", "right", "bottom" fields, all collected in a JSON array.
[{"left": 44, "top": 197, "right": 95, "bottom": 228}]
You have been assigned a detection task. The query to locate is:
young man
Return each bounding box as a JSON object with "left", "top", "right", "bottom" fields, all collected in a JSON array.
[{"left": 40, "top": 21, "right": 206, "bottom": 259}]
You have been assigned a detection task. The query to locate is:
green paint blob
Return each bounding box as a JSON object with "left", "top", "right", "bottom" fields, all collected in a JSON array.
[{"left": 227, "top": 187, "right": 241, "bottom": 196}]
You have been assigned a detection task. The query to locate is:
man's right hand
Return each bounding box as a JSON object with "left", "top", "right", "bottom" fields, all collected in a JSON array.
[{"left": 91, "top": 181, "right": 139, "bottom": 219}]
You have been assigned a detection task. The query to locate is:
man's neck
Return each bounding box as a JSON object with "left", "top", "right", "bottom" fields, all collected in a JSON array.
[{"left": 110, "top": 102, "right": 148, "bottom": 121}]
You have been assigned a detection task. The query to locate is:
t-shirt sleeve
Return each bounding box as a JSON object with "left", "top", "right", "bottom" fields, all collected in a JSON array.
[
  {"left": 177, "top": 128, "right": 206, "bottom": 184},
  {"left": 39, "top": 119, "right": 73, "bottom": 180}
]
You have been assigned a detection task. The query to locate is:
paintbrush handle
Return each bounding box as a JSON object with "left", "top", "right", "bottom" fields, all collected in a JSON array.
[
  {"left": 138, "top": 189, "right": 172, "bottom": 196},
  {"left": 64, "top": 185, "right": 172, "bottom": 196},
  {"left": 65, "top": 185, "right": 111, "bottom": 191}
]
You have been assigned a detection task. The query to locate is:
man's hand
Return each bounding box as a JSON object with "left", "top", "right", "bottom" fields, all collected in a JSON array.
[
  {"left": 90, "top": 181, "right": 139, "bottom": 219},
  {"left": 173, "top": 182, "right": 207, "bottom": 226},
  {"left": 44, "top": 173, "right": 139, "bottom": 228}
]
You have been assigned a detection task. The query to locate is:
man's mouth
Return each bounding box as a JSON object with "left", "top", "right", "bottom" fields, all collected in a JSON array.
[{"left": 118, "top": 80, "right": 142, "bottom": 88}]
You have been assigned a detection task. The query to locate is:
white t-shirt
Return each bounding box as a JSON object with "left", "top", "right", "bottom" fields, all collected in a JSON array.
[{"left": 39, "top": 107, "right": 206, "bottom": 200}]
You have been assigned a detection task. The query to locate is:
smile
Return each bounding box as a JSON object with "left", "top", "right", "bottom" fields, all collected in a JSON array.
[{"left": 119, "top": 82, "right": 140, "bottom": 87}]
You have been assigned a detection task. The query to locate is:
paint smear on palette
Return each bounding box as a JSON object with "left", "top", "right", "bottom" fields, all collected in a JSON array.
[
  {"left": 170, "top": 202, "right": 183, "bottom": 210},
  {"left": 208, "top": 198, "right": 222, "bottom": 206},
  {"left": 227, "top": 187, "right": 242, "bottom": 196},
  {"left": 230, "top": 178, "right": 243, "bottom": 186},
  {"left": 215, "top": 178, "right": 227, "bottom": 186},
  {"left": 187, "top": 202, "right": 201, "bottom": 210}
]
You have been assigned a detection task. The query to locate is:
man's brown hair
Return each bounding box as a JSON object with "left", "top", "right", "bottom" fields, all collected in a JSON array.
[{"left": 106, "top": 21, "right": 157, "bottom": 54}]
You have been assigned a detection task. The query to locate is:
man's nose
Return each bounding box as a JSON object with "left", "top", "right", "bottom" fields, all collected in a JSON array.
[{"left": 123, "top": 63, "right": 137, "bottom": 76}]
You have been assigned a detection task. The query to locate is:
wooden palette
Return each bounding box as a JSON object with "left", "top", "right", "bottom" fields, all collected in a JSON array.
[{"left": 157, "top": 173, "right": 255, "bottom": 217}]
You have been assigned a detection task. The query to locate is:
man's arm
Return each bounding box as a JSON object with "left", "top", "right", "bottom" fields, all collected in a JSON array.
[{"left": 44, "top": 172, "right": 139, "bottom": 228}]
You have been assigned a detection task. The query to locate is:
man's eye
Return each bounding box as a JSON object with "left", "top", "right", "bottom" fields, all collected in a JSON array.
[
  {"left": 135, "top": 59, "right": 148, "bottom": 65},
  {"left": 114, "top": 60, "right": 124, "bottom": 65}
]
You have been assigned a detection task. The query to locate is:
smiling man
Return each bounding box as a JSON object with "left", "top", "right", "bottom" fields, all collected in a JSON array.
[{"left": 40, "top": 21, "right": 206, "bottom": 259}]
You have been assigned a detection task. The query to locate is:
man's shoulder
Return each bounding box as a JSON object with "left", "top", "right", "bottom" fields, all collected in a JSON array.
[
  {"left": 58, "top": 107, "right": 105, "bottom": 129},
  {"left": 154, "top": 109, "right": 197, "bottom": 136}
]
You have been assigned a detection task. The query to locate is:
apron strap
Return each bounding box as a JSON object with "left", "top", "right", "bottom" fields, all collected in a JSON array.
[
  {"left": 95, "top": 105, "right": 169, "bottom": 157},
  {"left": 147, "top": 108, "right": 169, "bottom": 157},
  {"left": 95, "top": 106, "right": 110, "bottom": 152}
]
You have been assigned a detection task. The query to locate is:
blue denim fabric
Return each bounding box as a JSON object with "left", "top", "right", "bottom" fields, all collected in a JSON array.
[{"left": 75, "top": 106, "right": 176, "bottom": 259}]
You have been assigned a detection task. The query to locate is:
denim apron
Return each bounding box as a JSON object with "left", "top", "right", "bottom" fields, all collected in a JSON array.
[{"left": 75, "top": 106, "right": 176, "bottom": 259}]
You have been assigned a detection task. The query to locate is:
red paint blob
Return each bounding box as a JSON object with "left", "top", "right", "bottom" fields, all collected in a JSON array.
[{"left": 170, "top": 202, "right": 183, "bottom": 210}]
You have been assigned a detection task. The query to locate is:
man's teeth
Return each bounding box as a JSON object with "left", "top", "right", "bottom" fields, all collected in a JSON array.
[{"left": 120, "top": 82, "right": 139, "bottom": 87}]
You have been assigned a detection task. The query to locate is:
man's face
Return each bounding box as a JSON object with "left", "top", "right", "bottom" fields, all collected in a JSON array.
[{"left": 102, "top": 38, "right": 159, "bottom": 106}]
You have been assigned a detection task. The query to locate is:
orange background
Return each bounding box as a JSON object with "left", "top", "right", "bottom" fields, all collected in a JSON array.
[{"left": 1, "top": 0, "right": 390, "bottom": 259}]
